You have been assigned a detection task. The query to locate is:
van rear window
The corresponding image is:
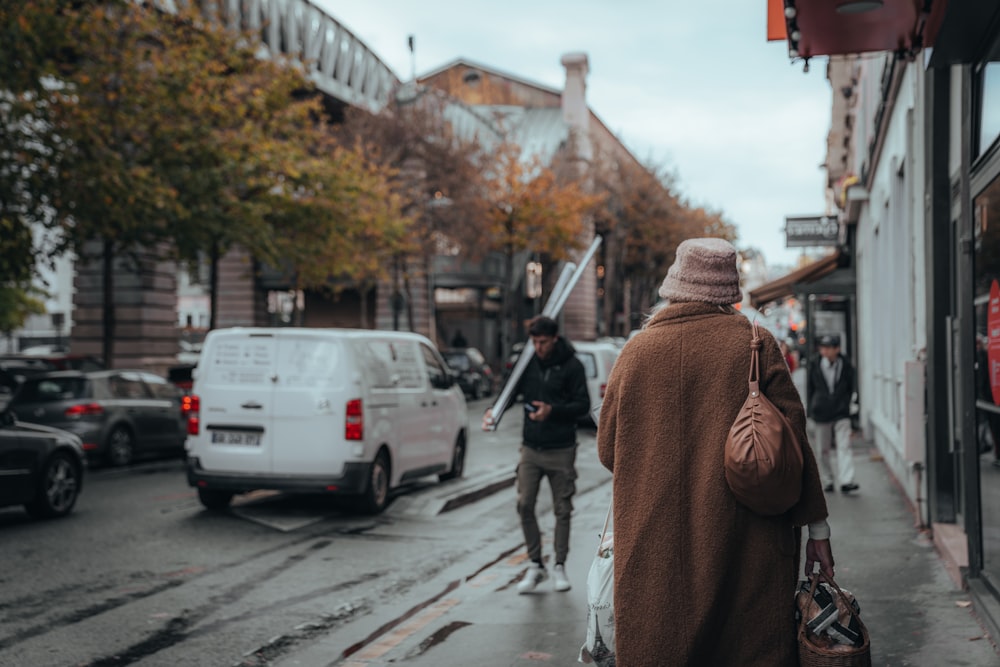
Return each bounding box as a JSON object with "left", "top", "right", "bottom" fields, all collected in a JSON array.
[
  {"left": 202, "top": 339, "right": 276, "bottom": 386},
  {"left": 276, "top": 339, "right": 343, "bottom": 387}
]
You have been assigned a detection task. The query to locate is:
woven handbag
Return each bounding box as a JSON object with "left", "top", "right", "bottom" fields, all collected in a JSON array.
[{"left": 797, "top": 572, "right": 872, "bottom": 667}]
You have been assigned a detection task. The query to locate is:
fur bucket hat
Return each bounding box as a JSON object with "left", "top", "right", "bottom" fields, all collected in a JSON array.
[{"left": 657, "top": 237, "right": 742, "bottom": 305}]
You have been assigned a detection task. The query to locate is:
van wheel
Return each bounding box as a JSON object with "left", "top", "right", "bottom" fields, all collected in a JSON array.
[
  {"left": 439, "top": 434, "right": 466, "bottom": 482},
  {"left": 106, "top": 426, "right": 135, "bottom": 467},
  {"left": 198, "top": 488, "right": 233, "bottom": 511},
  {"left": 358, "top": 452, "right": 390, "bottom": 514}
]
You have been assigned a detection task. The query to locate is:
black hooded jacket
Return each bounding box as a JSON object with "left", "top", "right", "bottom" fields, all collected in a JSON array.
[
  {"left": 807, "top": 353, "right": 856, "bottom": 422},
  {"left": 517, "top": 336, "right": 590, "bottom": 450}
]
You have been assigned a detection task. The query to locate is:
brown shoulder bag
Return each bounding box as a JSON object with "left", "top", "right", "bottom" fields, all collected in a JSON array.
[{"left": 724, "top": 321, "right": 804, "bottom": 515}]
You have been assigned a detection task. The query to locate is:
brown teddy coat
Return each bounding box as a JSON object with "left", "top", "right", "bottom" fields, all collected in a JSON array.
[{"left": 597, "top": 302, "right": 829, "bottom": 666}]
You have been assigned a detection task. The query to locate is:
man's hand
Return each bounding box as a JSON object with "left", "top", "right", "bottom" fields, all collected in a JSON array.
[
  {"left": 481, "top": 408, "right": 495, "bottom": 431},
  {"left": 805, "top": 538, "right": 835, "bottom": 579},
  {"left": 528, "top": 401, "right": 552, "bottom": 421}
]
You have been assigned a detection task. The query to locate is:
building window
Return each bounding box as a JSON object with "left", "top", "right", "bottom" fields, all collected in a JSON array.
[{"left": 976, "top": 38, "right": 1000, "bottom": 158}]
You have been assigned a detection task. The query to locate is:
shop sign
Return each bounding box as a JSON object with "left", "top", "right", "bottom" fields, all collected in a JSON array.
[
  {"left": 989, "top": 280, "right": 1000, "bottom": 405},
  {"left": 784, "top": 215, "right": 840, "bottom": 248}
]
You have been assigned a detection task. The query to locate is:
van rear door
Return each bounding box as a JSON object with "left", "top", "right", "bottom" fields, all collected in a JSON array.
[
  {"left": 196, "top": 331, "right": 277, "bottom": 474},
  {"left": 269, "top": 333, "right": 349, "bottom": 476}
]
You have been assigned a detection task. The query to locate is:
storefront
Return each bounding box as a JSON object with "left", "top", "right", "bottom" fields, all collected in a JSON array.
[
  {"left": 749, "top": 246, "right": 857, "bottom": 367},
  {"left": 964, "top": 27, "right": 1000, "bottom": 626},
  {"left": 928, "top": 3, "right": 1000, "bottom": 634},
  {"left": 769, "top": 0, "right": 1000, "bottom": 631}
]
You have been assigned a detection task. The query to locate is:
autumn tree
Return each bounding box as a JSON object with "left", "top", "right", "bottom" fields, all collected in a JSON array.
[
  {"left": 6, "top": 1, "right": 411, "bottom": 361},
  {"left": 148, "top": 7, "right": 408, "bottom": 330},
  {"left": 589, "top": 144, "right": 739, "bottom": 331},
  {"left": 335, "top": 88, "right": 488, "bottom": 330},
  {"left": 0, "top": 218, "right": 46, "bottom": 340},
  {"left": 481, "top": 141, "right": 605, "bottom": 356},
  {"left": 0, "top": 0, "right": 73, "bottom": 338}
]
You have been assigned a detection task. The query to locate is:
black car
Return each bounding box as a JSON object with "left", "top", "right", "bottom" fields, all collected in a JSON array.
[
  {"left": 8, "top": 369, "right": 186, "bottom": 467},
  {"left": 442, "top": 347, "right": 494, "bottom": 400},
  {"left": 0, "top": 406, "right": 85, "bottom": 519}
]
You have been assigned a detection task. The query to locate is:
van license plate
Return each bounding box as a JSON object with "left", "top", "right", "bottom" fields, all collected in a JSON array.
[{"left": 211, "top": 431, "right": 261, "bottom": 446}]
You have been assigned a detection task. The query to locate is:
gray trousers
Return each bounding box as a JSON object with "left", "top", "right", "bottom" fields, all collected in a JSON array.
[{"left": 516, "top": 445, "right": 577, "bottom": 565}]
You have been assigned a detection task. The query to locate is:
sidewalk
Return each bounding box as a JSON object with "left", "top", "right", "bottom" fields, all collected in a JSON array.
[
  {"left": 822, "top": 436, "right": 999, "bottom": 665},
  {"left": 279, "top": 426, "right": 1000, "bottom": 666}
]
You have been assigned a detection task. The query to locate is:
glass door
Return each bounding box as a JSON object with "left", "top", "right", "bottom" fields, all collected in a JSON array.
[{"left": 973, "top": 173, "right": 1000, "bottom": 581}]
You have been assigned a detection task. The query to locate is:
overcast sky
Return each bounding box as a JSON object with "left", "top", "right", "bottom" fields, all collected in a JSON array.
[{"left": 317, "top": 1, "right": 834, "bottom": 271}]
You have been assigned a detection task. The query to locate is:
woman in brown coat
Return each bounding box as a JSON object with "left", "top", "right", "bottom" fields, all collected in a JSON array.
[{"left": 597, "top": 238, "right": 834, "bottom": 666}]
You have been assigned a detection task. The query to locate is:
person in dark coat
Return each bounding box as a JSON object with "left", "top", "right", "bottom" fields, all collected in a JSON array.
[
  {"left": 807, "top": 334, "right": 859, "bottom": 493},
  {"left": 483, "top": 315, "right": 590, "bottom": 594},
  {"left": 598, "top": 238, "right": 833, "bottom": 666}
]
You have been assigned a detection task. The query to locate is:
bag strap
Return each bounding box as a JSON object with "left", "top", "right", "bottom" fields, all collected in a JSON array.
[
  {"left": 597, "top": 499, "right": 612, "bottom": 555},
  {"left": 748, "top": 320, "right": 762, "bottom": 388}
]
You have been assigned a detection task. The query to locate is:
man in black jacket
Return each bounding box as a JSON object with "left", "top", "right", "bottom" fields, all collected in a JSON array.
[
  {"left": 483, "top": 315, "right": 590, "bottom": 594},
  {"left": 807, "top": 334, "right": 859, "bottom": 494}
]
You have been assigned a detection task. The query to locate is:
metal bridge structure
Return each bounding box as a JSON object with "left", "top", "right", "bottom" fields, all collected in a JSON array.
[{"left": 178, "top": 0, "right": 400, "bottom": 113}]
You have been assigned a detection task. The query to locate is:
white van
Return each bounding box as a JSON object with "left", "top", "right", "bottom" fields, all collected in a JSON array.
[
  {"left": 184, "top": 327, "right": 468, "bottom": 514},
  {"left": 572, "top": 341, "right": 621, "bottom": 425}
]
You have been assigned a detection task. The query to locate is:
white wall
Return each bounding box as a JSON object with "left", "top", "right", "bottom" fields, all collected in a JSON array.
[{"left": 853, "top": 60, "right": 928, "bottom": 510}]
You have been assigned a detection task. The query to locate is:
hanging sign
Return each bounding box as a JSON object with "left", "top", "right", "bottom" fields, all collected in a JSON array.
[
  {"left": 988, "top": 280, "right": 1000, "bottom": 405},
  {"left": 784, "top": 215, "right": 840, "bottom": 248}
]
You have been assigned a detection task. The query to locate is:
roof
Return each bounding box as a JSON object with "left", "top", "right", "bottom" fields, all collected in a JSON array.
[
  {"left": 419, "top": 57, "right": 563, "bottom": 97},
  {"left": 419, "top": 57, "right": 643, "bottom": 170},
  {"left": 474, "top": 107, "right": 569, "bottom": 164},
  {"left": 748, "top": 250, "right": 843, "bottom": 308}
]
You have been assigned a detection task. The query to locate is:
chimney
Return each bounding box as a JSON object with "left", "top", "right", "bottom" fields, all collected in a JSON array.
[{"left": 560, "top": 52, "right": 590, "bottom": 136}]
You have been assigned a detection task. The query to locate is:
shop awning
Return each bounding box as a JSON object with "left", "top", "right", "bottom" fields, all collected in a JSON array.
[
  {"left": 767, "top": 0, "right": 948, "bottom": 59},
  {"left": 749, "top": 250, "right": 843, "bottom": 309}
]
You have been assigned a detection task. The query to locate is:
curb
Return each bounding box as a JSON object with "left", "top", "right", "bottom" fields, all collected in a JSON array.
[{"left": 387, "top": 468, "right": 516, "bottom": 517}]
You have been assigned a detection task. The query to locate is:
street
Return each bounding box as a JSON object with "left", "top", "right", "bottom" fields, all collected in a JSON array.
[{"left": 0, "top": 399, "right": 609, "bottom": 667}]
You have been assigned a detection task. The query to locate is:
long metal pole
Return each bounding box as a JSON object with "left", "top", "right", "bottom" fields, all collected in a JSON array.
[
  {"left": 485, "top": 235, "right": 603, "bottom": 430},
  {"left": 486, "top": 263, "right": 575, "bottom": 429}
]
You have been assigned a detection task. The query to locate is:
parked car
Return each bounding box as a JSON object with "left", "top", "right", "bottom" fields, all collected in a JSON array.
[
  {"left": 0, "top": 405, "right": 85, "bottom": 519},
  {"left": 1, "top": 352, "right": 105, "bottom": 372},
  {"left": 167, "top": 364, "right": 196, "bottom": 395},
  {"left": 185, "top": 327, "right": 468, "bottom": 514},
  {"left": 7, "top": 369, "right": 187, "bottom": 467},
  {"left": 442, "top": 347, "right": 494, "bottom": 400},
  {"left": 571, "top": 341, "right": 621, "bottom": 425},
  {"left": 0, "top": 358, "right": 54, "bottom": 408}
]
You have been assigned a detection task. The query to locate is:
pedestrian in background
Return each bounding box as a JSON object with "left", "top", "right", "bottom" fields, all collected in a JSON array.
[
  {"left": 482, "top": 315, "right": 590, "bottom": 594},
  {"left": 807, "top": 334, "right": 860, "bottom": 493},
  {"left": 597, "top": 237, "right": 833, "bottom": 666},
  {"left": 780, "top": 338, "right": 798, "bottom": 371}
]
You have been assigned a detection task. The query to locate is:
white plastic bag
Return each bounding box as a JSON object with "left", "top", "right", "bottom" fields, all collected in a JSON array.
[{"left": 579, "top": 504, "right": 615, "bottom": 665}]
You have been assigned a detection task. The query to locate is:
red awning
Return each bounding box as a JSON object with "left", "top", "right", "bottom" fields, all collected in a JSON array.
[{"left": 768, "top": 0, "right": 949, "bottom": 58}]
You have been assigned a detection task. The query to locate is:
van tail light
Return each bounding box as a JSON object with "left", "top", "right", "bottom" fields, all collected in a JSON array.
[
  {"left": 65, "top": 403, "right": 104, "bottom": 418},
  {"left": 599, "top": 383, "right": 607, "bottom": 399},
  {"left": 183, "top": 394, "right": 200, "bottom": 436},
  {"left": 345, "top": 398, "right": 363, "bottom": 441}
]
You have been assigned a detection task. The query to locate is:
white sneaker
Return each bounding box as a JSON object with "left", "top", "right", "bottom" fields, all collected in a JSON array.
[
  {"left": 552, "top": 564, "right": 571, "bottom": 592},
  {"left": 517, "top": 564, "right": 548, "bottom": 594}
]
